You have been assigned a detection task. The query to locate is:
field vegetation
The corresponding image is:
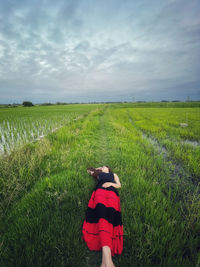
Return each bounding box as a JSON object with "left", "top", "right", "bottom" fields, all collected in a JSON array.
[
  {"left": 0, "top": 102, "right": 199, "bottom": 267},
  {"left": 0, "top": 104, "right": 97, "bottom": 154}
]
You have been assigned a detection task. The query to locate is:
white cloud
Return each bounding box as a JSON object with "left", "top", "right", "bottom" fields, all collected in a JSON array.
[{"left": 0, "top": 0, "right": 199, "bottom": 103}]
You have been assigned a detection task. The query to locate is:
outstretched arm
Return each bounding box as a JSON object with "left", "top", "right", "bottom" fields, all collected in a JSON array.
[{"left": 96, "top": 166, "right": 102, "bottom": 170}]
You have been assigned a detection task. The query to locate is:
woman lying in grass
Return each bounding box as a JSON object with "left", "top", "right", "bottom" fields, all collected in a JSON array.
[{"left": 82, "top": 165, "right": 123, "bottom": 267}]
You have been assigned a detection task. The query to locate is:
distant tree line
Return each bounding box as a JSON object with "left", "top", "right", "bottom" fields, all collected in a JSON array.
[
  {"left": 0, "top": 99, "right": 199, "bottom": 108},
  {"left": 22, "top": 101, "right": 34, "bottom": 107}
]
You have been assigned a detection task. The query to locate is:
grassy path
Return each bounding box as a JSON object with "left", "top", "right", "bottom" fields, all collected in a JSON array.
[
  {"left": 84, "top": 105, "right": 119, "bottom": 267},
  {"left": 98, "top": 108, "right": 110, "bottom": 165}
]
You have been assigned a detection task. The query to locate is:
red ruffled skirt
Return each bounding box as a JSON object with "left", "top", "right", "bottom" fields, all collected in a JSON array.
[{"left": 82, "top": 186, "right": 123, "bottom": 256}]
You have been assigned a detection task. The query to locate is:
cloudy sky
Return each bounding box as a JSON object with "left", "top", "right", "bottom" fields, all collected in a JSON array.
[{"left": 0, "top": 0, "right": 200, "bottom": 103}]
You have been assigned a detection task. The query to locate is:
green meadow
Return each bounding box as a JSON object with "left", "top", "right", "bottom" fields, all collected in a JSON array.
[{"left": 0, "top": 102, "right": 200, "bottom": 267}]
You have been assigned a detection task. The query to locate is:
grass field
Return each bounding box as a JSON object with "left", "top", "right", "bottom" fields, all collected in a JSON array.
[{"left": 0, "top": 102, "right": 200, "bottom": 267}]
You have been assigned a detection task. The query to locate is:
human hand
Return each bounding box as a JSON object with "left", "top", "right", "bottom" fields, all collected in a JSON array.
[
  {"left": 87, "top": 169, "right": 94, "bottom": 175},
  {"left": 102, "top": 182, "right": 112, "bottom": 188}
]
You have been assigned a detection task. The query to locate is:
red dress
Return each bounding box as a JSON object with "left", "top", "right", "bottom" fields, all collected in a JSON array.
[{"left": 82, "top": 172, "right": 123, "bottom": 256}]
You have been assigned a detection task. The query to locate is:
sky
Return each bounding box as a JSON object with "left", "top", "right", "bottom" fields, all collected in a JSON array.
[{"left": 0, "top": 0, "right": 200, "bottom": 103}]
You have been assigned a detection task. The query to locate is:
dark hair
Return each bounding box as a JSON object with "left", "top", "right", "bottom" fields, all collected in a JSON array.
[{"left": 87, "top": 166, "right": 112, "bottom": 178}]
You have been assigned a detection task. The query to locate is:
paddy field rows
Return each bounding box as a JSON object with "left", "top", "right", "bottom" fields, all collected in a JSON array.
[
  {"left": 0, "top": 103, "right": 199, "bottom": 267},
  {"left": 0, "top": 104, "right": 97, "bottom": 154}
]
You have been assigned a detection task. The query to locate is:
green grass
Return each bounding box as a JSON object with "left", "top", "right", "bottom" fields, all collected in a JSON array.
[
  {"left": 0, "top": 104, "right": 100, "bottom": 153},
  {"left": 0, "top": 103, "right": 199, "bottom": 267},
  {"left": 127, "top": 108, "right": 200, "bottom": 180}
]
